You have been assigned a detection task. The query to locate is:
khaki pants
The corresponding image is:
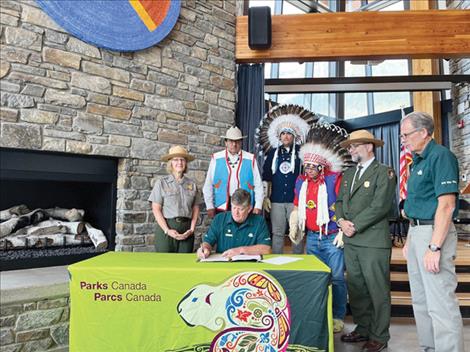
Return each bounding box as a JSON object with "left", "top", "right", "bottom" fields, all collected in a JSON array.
[
  {"left": 407, "top": 224, "right": 464, "bottom": 352},
  {"left": 155, "top": 217, "right": 194, "bottom": 253}
]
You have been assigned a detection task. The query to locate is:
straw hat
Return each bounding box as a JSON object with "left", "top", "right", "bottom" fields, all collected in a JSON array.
[
  {"left": 221, "top": 126, "right": 247, "bottom": 140},
  {"left": 339, "top": 130, "right": 384, "bottom": 148},
  {"left": 161, "top": 145, "right": 195, "bottom": 162}
]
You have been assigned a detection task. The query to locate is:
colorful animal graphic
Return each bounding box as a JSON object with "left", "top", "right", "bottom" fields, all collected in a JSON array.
[{"left": 177, "top": 272, "right": 291, "bottom": 352}]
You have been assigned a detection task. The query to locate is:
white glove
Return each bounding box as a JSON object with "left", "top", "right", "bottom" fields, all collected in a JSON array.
[
  {"left": 288, "top": 209, "right": 304, "bottom": 245},
  {"left": 332, "top": 230, "right": 344, "bottom": 248}
]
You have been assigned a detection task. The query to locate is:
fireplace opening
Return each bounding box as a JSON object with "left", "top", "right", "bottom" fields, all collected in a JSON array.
[{"left": 0, "top": 148, "right": 117, "bottom": 271}]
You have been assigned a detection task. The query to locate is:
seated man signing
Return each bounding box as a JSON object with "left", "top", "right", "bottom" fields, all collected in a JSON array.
[{"left": 197, "top": 188, "right": 272, "bottom": 259}]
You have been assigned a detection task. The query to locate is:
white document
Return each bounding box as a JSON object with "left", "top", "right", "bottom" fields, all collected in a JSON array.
[
  {"left": 261, "top": 256, "right": 304, "bottom": 265},
  {"left": 199, "top": 253, "right": 262, "bottom": 262}
]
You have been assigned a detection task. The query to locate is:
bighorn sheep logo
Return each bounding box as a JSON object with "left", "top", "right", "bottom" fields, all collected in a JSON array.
[{"left": 177, "top": 272, "right": 291, "bottom": 351}]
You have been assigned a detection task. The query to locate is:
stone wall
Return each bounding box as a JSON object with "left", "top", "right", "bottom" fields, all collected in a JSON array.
[
  {"left": 0, "top": 0, "right": 238, "bottom": 250},
  {"left": 448, "top": 0, "right": 470, "bottom": 235},
  {"left": 0, "top": 296, "right": 69, "bottom": 352}
]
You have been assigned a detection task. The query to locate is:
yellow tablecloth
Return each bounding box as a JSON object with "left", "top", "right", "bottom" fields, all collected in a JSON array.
[{"left": 69, "top": 252, "right": 333, "bottom": 351}]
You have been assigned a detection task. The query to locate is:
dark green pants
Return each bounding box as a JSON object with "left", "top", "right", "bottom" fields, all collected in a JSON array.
[
  {"left": 344, "top": 244, "right": 391, "bottom": 343},
  {"left": 155, "top": 218, "right": 194, "bottom": 253}
]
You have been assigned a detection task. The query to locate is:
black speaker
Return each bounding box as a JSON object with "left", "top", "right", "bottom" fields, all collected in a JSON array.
[{"left": 248, "top": 6, "right": 271, "bottom": 50}]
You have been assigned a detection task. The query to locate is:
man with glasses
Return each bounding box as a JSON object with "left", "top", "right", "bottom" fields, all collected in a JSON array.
[
  {"left": 203, "top": 126, "right": 263, "bottom": 218},
  {"left": 336, "top": 130, "right": 396, "bottom": 352},
  {"left": 197, "top": 188, "right": 271, "bottom": 259},
  {"left": 401, "top": 112, "right": 464, "bottom": 352}
]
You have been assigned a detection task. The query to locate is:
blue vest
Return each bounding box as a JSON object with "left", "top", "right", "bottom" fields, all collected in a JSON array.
[{"left": 212, "top": 150, "right": 255, "bottom": 210}]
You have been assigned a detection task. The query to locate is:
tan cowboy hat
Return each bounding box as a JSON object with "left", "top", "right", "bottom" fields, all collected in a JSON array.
[
  {"left": 161, "top": 145, "right": 195, "bottom": 162},
  {"left": 339, "top": 129, "right": 384, "bottom": 148},
  {"left": 220, "top": 126, "right": 247, "bottom": 140}
]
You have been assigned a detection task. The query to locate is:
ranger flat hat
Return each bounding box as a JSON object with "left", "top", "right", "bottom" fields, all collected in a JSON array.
[
  {"left": 339, "top": 129, "right": 384, "bottom": 148},
  {"left": 161, "top": 145, "right": 195, "bottom": 162},
  {"left": 221, "top": 126, "right": 247, "bottom": 140}
]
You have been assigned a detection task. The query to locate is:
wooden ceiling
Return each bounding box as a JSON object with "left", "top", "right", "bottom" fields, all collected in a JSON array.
[{"left": 236, "top": 10, "right": 470, "bottom": 63}]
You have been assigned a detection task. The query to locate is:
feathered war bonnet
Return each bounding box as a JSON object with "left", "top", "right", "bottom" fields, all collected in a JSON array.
[
  {"left": 255, "top": 104, "right": 317, "bottom": 174},
  {"left": 297, "top": 122, "right": 354, "bottom": 237}
]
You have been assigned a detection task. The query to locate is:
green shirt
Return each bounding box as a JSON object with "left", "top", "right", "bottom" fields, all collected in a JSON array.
[
  {"left": 203, "top": 212, "right": 271, "bottom": 253},
  {"left": 404, "top": 139, "right": 459, "bottom": 220}
]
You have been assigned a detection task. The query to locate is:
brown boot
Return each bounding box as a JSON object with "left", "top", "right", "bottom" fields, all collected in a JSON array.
[
  {"left": 361, "top": 339, "right": 387, "bottom": 352},
  {"left": 340, "top": 331, "right": 369, "bottom": 343}
]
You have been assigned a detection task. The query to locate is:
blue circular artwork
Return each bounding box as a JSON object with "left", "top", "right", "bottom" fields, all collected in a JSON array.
[{"left": 36, "top": 0, "right": 181, "bottom": 52}]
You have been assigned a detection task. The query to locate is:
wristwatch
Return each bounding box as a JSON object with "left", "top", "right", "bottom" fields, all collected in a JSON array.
[{"left": 428, "top": 244, "right": 441, "bottom": 252}]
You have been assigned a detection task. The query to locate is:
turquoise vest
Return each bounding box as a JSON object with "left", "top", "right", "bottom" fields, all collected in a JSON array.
[{"left": 213, "top": 151, "right": 255, "bottom": 210}]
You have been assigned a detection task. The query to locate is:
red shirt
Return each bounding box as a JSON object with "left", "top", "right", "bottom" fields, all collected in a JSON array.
[{"left": 294, "top": 172, "right": 342, "bottom": 232}]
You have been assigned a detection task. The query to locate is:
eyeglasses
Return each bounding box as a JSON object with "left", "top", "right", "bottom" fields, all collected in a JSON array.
[
  {"left": 346, "top": 143, "right": 364, "bottom": 151},
  {"left": 399, "top": 128, "right": 422, "bottom": 140}
]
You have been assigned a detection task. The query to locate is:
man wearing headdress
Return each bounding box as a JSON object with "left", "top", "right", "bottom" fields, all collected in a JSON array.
[
  {"left": 262, "top": 124, "right": 304, "bottom": 254},
  {"left": 336, "top": 130, "right": 396, "bottom": 352},
  {"left": 288, "top": 123, "right": 350, "bottom": 334},
  {"left": 203, "top": 126, "right": 263, "bottom": 218}
]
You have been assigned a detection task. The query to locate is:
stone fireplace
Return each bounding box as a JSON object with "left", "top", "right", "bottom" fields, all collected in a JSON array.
[
  {"left": 0, "top": 0, "right": 238, "bottom": 349},
  {"left": 0, "top": 0, "right": 238, "bottom": 262}
]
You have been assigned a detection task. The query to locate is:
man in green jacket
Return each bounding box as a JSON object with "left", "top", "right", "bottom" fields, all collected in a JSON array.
[{"left": 336, "top": 130, "right": 396, "bottom": 352}]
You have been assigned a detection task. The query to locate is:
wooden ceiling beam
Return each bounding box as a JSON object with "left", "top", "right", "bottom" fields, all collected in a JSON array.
[{"left": 236, "top": 10, "right": 470, "bottom": 63}]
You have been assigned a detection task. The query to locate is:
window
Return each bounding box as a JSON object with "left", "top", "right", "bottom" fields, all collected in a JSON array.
[
  {"left": 254, "top": 0, "right": 446, "bottom": 120},
  {"left": 373, "top": 92, "right": 411, "bottom": 114},
  {"left": 345, "top": 93, "right": 368, "bottom": 119}
]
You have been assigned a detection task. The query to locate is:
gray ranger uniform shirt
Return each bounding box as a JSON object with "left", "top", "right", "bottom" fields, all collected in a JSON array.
[{"left": 148, "top": 174, "right": 202, "bottom": 219}]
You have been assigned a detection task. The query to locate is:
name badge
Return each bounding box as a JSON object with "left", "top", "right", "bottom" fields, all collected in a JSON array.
[{"left": 225, "top": 233, "right": 233, "bottom": 237}]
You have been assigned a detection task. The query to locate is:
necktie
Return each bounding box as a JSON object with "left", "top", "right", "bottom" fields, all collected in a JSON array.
[{"left": 351, "top": 165, "right": 363, "bottom": 191}]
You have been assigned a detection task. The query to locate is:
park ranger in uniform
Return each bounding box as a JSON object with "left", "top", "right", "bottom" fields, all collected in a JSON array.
[{"left": 336, "top": 130, "right": 396, "bottom": 352}]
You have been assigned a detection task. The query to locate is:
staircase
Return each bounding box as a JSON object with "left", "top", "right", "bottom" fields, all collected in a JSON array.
[{"left": 390, "top": 241, "right": 470, "bottom": 318}]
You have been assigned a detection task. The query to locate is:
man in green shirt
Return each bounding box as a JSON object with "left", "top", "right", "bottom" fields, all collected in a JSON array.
[
  {"left": 402, "top": 112, "right": 464, "bottom": 352},
  {"left": 197, "top": 188, "right": 272, "bottom": 259}
]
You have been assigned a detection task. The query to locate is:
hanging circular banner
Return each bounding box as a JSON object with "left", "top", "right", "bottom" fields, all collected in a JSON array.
[{"left": 36, "top": 0, "right": 181, "bottom": 52}]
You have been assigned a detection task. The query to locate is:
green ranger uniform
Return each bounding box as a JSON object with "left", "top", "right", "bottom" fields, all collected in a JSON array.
[
  {"left": 203, "top": 212, "right": 271, "bottom": 253},
  {"left": 336, "top": 159, "right": 396, "bottom": 344}
]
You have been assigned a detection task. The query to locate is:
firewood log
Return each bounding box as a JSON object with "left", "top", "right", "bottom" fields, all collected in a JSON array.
[
  {"left": 0, "top": 205, "right": 30, "bottom": 221},
  {"left": 0, "top": 209, "right": 47, "bottom": 238},
  {"left": 0, "top": 233, "right": 92, "bottom": 250},
  {"left": 45, "top": 207, "right": 85, "bottom": 222},
  {"left": 85, "top": 223, "right": 108, "bottom": 249},
  {"left": 12, "top": 220, "right": 85, "bottom": 237}
]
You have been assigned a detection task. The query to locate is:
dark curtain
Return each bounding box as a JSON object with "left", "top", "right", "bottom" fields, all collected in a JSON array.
[
  {"left": 367, "top": 123, "right": 400, "bottom": 218},
  {"left": 236, "top": 64, "right": 265, "bottom": 155}
]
